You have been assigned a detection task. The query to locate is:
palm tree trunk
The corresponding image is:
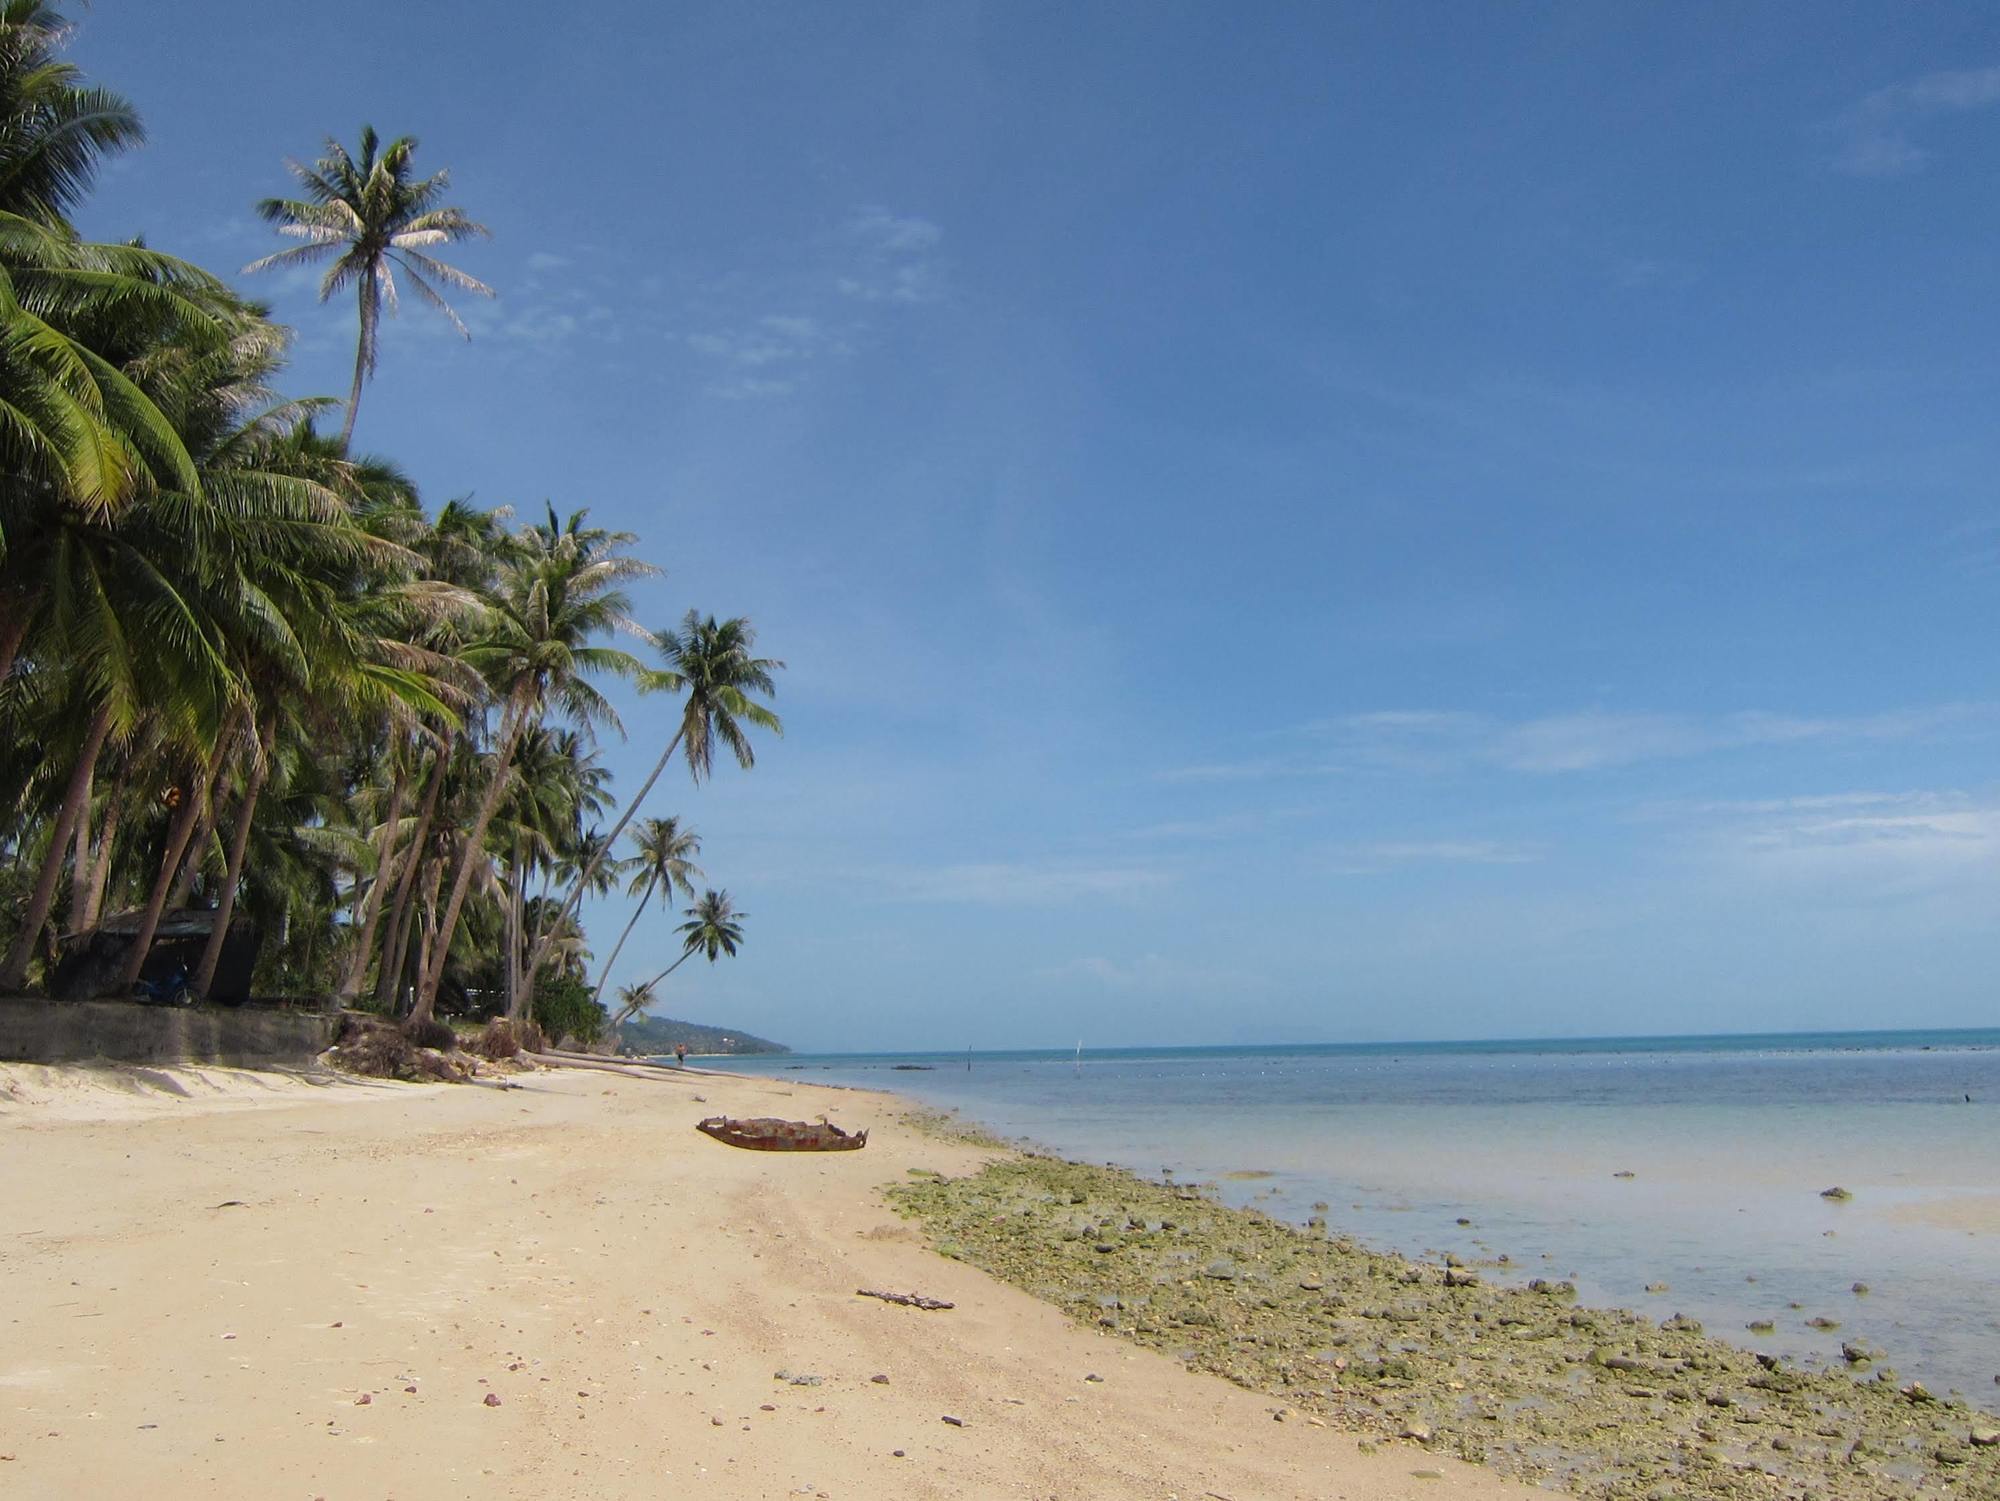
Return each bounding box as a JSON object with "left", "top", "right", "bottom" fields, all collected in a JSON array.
[
  {"left": 162, "top": 728, "right": 236, "bottom": 916},
  {"left": 191, "top": 714, "right": 275, "bottom": 999},
  {"left": 502, "top": 831, "right": 522, "bottom": 1018},
  {"left": 338, "top": 288, "right": 369, "bottom": 451},
  {"left": 372, "top": 761, "right": 442, "bottom": 1011},
  {"left": 334, "top": 750, "right": 411, "bottom": 1002},
  {"left": 590, "top": 873, "right": 658, "bottom": 1007},
  {"left": 638, "top": 945, "right": 697, "bottom": 996},
  {"left": 526, "top": 724, "right": 686, "bottom": 1002},
  {"left": 166, "top": 722, "right": 238, "bottom": 911},
  {"left": 115, "top": 771, "right": 207, "bottom": 991},
  {"left": 81, "top": 778, "right": 125, "bottom": 930},
  {"left": 413, "top": 702, "right": 530, "bottom": 1022},
  {"left": 1, "top": 701, "right": 115, "bottom": 991},
  {"left": 65, "top": 807, "right": 91, "bottom": 936},
  {"left": 378, "top": 852, "right": 431, "bottom": 1016},
  {"left": 410, "top": 856, "right": 445, "bottom": 1018}
]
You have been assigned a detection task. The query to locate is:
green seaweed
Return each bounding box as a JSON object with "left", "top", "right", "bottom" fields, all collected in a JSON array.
[{"left": 888, "top": 1155, "right": 2000, "bottom": 1501}]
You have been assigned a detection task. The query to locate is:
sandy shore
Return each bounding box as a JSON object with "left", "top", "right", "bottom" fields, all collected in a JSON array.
[{"left": 1, "top": 1059, "right": 1541, "bottom": 1501}]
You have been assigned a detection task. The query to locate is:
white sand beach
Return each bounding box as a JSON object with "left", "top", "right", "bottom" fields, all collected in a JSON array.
[{"left": 0, "top": 1060, "right": 1542, "bottom": 1500}]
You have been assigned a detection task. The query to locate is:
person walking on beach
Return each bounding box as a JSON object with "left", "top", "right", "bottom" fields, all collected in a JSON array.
[{"left": 674, "top": 1042, "right": 688, "bottom": 1067}]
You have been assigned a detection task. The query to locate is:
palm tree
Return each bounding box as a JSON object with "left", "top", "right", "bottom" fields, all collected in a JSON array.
[
  {"left": 246, "top": 125, "right": 492, "bottom": 448},
  {"left": 605, "top": 889, "right": 746, "bottom": 1043},
  {"left": 531, "top": 612, "right": 780, "bottom": 983},
  {"left": 0, "top": 3, "right": 143, "bottom": 227},
  {"left": 637, "top": 888, "right": 746, "bottom": 992},
  {"left": 413, "top": 509, "right": 650, "bottom": 1023},
  {"left": 606, "top": 978, "right": 656, "bottom": 1035},
  {"left": 590, "top": 815, "right": 702, "bottom": 1008}
]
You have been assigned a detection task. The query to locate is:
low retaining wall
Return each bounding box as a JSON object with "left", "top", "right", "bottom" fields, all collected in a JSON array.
[{"left": 0, "top": 997, "right": 337, "bottom": 1068}]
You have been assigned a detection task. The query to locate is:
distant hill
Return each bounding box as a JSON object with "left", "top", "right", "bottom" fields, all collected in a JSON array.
[{"left": 617, "top": 1012, "right": 790, "bottom": 1057}]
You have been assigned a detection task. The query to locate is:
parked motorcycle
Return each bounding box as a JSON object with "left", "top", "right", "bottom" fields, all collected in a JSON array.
[{"left": 132, "top": 965, "right": 195, "bottom": 1006}]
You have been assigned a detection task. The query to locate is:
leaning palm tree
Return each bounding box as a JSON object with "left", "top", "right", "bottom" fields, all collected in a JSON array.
[
  {"left": 637, "top": 888, "right": 745, "bottom": 992},
  {"left": 245, "top": 125, "right": 492, "bottom": 448},
  {"left": 531, "top": 613, "right": 780, "bottom": 981},
  {"left": 604, "top": 889, "right": 746, "bottom": 1046},
  {"left": 590, "top": 815, "right": 702, "bottom": 1007},
  {"left": 604, "top": 978, "right": 656, "bottom": 1037}
]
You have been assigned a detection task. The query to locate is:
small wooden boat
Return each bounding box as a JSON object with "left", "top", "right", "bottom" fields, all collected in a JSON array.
[{"left": 696, "top": 1115, "right": 868, "bottom": 1152}]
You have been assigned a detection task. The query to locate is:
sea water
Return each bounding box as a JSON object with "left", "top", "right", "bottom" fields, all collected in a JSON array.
[{"left": 722, "top": 1031, "right": 2000, "bottom": 1398}]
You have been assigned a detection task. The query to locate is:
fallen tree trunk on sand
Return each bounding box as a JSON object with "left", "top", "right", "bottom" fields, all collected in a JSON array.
[{"left": 526, "top": 1050, "right": 722, "bottom": 1082}]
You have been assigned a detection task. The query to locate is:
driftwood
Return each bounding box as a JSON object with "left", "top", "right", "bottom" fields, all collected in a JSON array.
[
  {"left": 527, "top": 1050, "right": 711, "bottom": 1082},
  {"left": 857, "top": 1287, "right": 954, "bottom": 1310}
]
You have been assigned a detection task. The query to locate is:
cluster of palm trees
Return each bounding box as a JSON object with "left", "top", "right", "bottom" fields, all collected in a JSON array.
[{"left": 0, "top": 4, "right": 780, "bottom": 1037}]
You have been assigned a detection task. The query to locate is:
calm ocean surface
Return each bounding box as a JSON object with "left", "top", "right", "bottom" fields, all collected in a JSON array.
[{"left": 715, "top": 1030, "right": 2000, "bottom": 1398}]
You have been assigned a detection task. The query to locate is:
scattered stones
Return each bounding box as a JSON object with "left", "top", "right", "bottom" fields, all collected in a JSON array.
[
  {"left": 1644, "top": 1283, "right": 1669, "bottom": 1294},
  {"left": 870, "top": 1374, "right": 890, "bottom": 1385},
  {"left": 1747, "top": 1320, "right": 1776, "bottom": 1334},
  {"left": 1971, "top": 1425, "right": 2000, "bottom": 1447},
  {"left": 1084, "top": 1373, "right": 1104, "bottom": 1383},
  {"left": 887, "top": 1152, "right": 2000, "bottom": 1501},
  {"left": 1842, "top": 1342, "right": 1884, "bottom": 1365},
  {"left": 1851, "top": 1282, "right": 1870, "bottom": 1295},
  {"left": 941, "top": 1414, "right": 965, "bottom": 1427},
  {"left": 1820, "top": 1186, "right": 1853, "bottom": 1202},
  {"left": 483, "top": 1393, "right": 503, "bottom": 1407},
  {"left": 1400, "top": 1421, "right": 1434, "bottom": 1443},
  {"left": 353, "top": 1393, "right": 371, "bottom": 1406},
  {"left": 1661, "top": 1314, "right": 1703, "bottom": 1335},
  {"left": 1806, "top": 1316, "right": 1841, "bottom": 1331},
  {"left": 1613, "top": 1170, "right": 1636, "bottom": 1179}
]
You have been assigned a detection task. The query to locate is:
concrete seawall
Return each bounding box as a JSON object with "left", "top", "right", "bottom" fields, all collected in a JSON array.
[{"left": 0, "top": 997, "right": 336, "bottom": 1067}]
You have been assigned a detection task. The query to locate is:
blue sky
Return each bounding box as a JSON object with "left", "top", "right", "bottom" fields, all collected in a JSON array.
[{"left": 73, "top": 3, "right": 2000, "bottom": 1049}]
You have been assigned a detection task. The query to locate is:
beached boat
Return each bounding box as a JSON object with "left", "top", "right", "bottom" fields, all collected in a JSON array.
[{"left": 696, "top": 1115, "right": 868, "bottom": 1152}]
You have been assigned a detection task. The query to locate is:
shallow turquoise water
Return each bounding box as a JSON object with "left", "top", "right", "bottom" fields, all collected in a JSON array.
[{"left": 718, "top": 1030, "right": 2000, "bottom": 1397}]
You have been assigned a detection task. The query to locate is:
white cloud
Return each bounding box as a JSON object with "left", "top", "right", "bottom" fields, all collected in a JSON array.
[
  {"left": 846, "top": 207, "right": 943, "bottom": 254},
  {"left": 1828, "top": 64, "right": 2000, "bottom": 176},
  {"left": 838, "top": 205, "right": 946, "bottom": 304},
  {"left": 525, "top": 251, "right": 571, "bottom": 273},
  {"left": 1701, "top": 789, "right": 2000, "bottom": 894},
  {"left": 1160, "top": 704, "right": 1996, "bottom": 783},
  {"left": 685, "top": 313, "right": 836, "bottom": 397}
]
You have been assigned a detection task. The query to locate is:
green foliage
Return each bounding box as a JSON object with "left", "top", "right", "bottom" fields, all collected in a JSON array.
[
  {"left": 0, "top": 11, "right": 783, "bottom": 1026},
  {"left": 531, "top": 972, "right": 604, "bottom": 1047}
]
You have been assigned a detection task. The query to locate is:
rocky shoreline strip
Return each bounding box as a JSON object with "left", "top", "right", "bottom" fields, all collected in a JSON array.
[{"left": 888, "top": 1152, "right": 1999, "bottom": 1500}]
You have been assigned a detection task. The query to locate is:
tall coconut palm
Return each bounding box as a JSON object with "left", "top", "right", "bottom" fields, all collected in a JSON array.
[
  {"left": 414, "top": 509, "right": 650, "bottom": 1023},
  {"left": 590, "top": 815, "right": 702, "bottom": 1008},
  {"left": 532, "top": 612, "right": 780, "bottom": 983},
  {"left": 246, "top": 125, "right": 492, "bottom": 449}
]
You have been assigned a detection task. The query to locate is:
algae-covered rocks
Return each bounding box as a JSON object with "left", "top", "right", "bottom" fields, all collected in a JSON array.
[{"left": 887, "top": 1153, "right": 2000, "bottom": 1501}]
